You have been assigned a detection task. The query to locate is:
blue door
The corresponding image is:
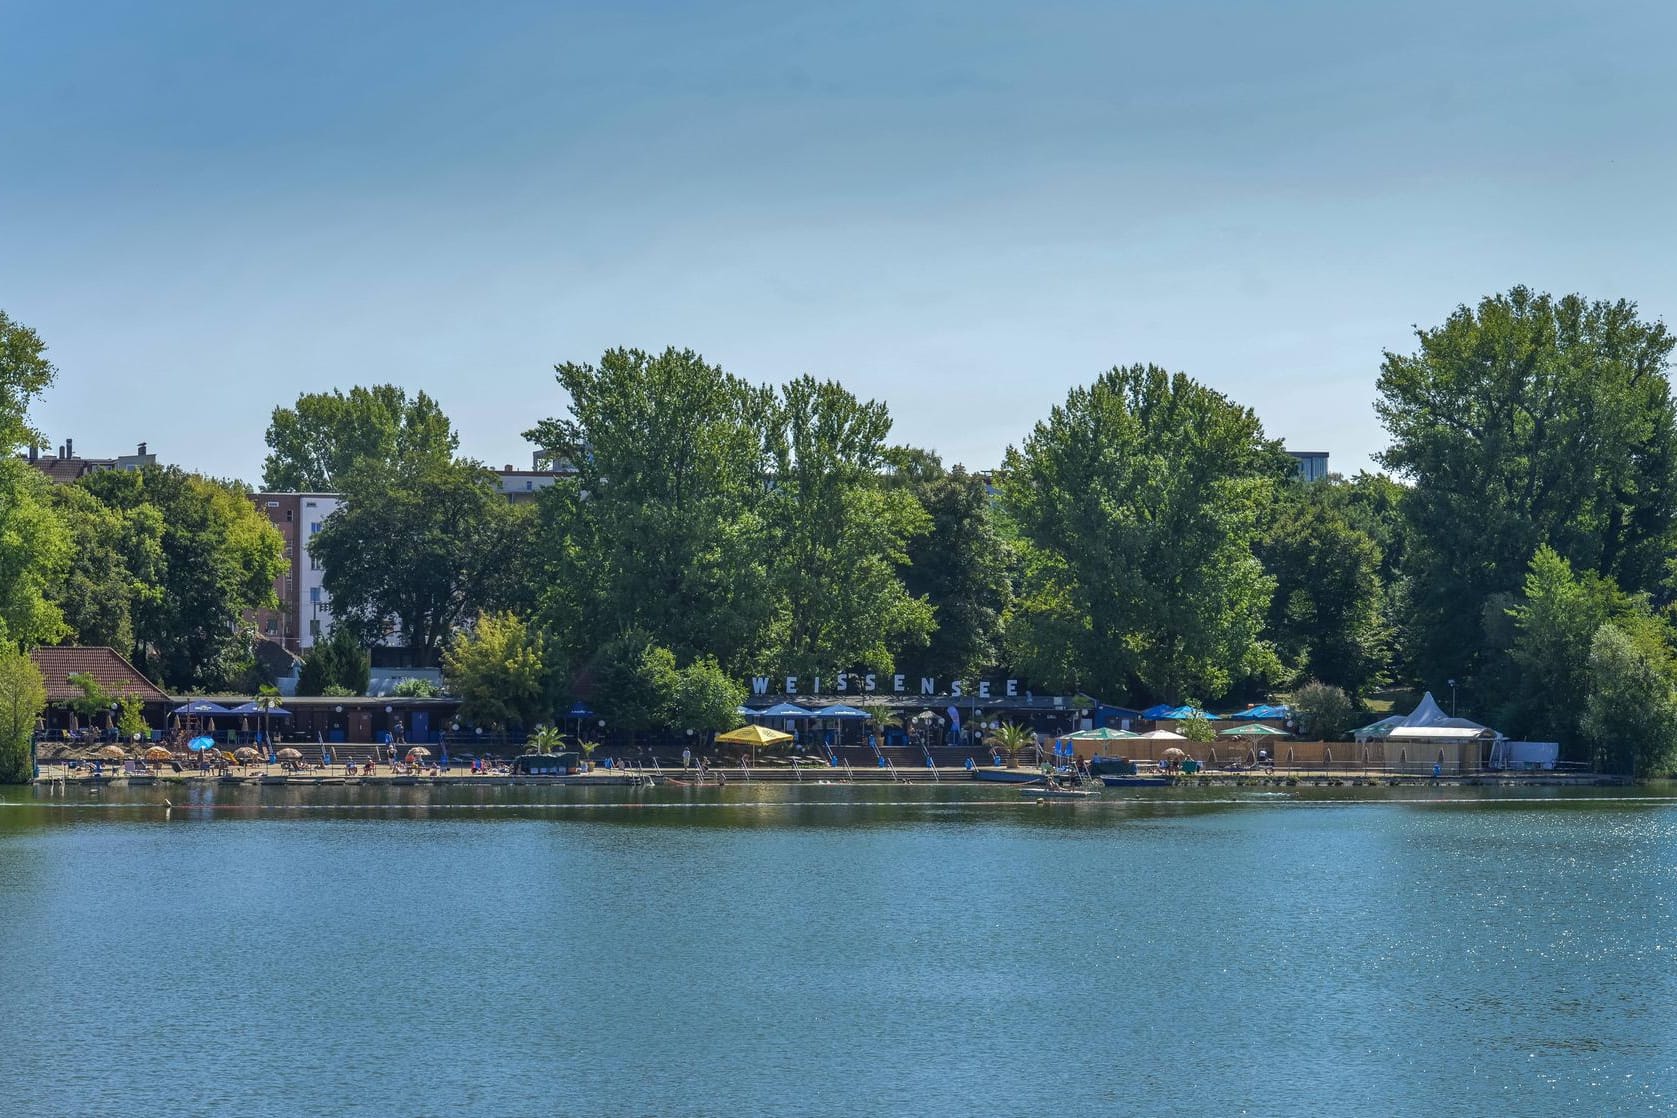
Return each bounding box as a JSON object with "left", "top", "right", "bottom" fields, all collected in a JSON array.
[{"left": 411, "top": 711, "right": 430, "bottom": 743}]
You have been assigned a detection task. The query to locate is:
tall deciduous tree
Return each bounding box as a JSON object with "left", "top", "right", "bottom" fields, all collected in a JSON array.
[
  {"left": 79, "top": 467, "right": 285, "bottom": 690},
  {"left": 0, "top": 645, "right": 46, "bottom": 782},
  {"left": 1001, "top": 364, "right": 1290, "bottom": 702},
  {"left": 524, "top": 347, "right": 776, "bottom": 672},
  {"left": 262, "top": 385, "right": 458, "bottom": 491},
  {"left": 886, "top": 450, "right": 1013, "bottom": 681},
  {"left": 1582, "top": 622, "right": 1677, "bottom": 777},
  {"left": 44, "top": 484, "right": 163, "bottom": 651},
  {"left": 443, "top": 611, "right": 561, "bottom": 731},
  {"left": 0, "top": 310, "right": 56, "bottom": 454},
  {"left": 1255, "top": 482, "right": 1389, "bottom": 697},
  {"left": 764, "top": 376, "right": 932, "bottom": 676},
  {"left": 1377, "top": 287, "right": 1677, "bottom": 690},
  {"left": 0, "top": 459, "right": 69, "bottom": 648},
  {"left": 310, "top": 458, "right": 522, "bottom": 663}
]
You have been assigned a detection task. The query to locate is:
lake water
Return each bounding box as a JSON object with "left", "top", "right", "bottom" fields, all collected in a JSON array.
[{"left": 2, "top": 782, "right": 1675, "bottom": 1117}]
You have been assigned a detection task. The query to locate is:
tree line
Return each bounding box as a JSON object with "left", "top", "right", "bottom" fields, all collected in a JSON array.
[{"left": 5, "top": 285, "right": 1677, "bottom": 779}]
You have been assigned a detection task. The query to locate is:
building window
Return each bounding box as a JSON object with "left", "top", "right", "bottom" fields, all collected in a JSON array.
[
  {"left": 264, "top": 619, "right": 277, "bottom": 634},
  {"left": 309, "top": 522, "right": 321, "bottom": 535},
  {"left": 286, "top": 509, "right": 293, "bottom": 522}
]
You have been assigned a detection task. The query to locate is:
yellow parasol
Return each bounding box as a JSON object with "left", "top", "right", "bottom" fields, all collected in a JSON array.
[{"left": 715, "top": 724, "right": 793, "bottom": 747}]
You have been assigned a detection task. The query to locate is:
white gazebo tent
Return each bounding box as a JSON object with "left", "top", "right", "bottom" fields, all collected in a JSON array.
[{"left": 1360, "top": 692, "right": 1502, "bottom": 772}]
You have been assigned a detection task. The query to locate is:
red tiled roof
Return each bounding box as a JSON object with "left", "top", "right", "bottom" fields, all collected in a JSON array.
[{"left": 27, "top": 646, "right": 171, "bottom": 703}]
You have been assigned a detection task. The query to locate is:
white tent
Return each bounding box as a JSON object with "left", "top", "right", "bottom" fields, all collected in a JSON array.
[{"left": 1381, "top": 692, "right": 1501, "bottom": 741}]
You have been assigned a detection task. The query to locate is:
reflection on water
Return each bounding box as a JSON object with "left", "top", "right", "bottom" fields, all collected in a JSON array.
[{"left": 2, "top": 784, "right": 1674, "bottom": 1117}]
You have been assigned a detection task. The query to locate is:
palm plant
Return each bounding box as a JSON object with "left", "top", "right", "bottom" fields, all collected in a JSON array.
[
  {"left": 528, "top": 725, "right": 564, "bottom": 753},
  {"left": 988, "top": 722, "right": 1035, "bottom": 768}
]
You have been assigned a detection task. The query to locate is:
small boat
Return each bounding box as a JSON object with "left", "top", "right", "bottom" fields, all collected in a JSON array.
[
  {"left": 972, "top": 768, "right": 1044, "bottom": 784},
  {"left": 1099, "top": 775, "right": 1173, "bottom": 787}
]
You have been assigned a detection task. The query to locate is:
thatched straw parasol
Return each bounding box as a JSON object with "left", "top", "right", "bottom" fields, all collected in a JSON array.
[
  {"left": 143, "top": 746, "right": 172, "bottom": 762},
  {"left": 1161, "top": 747, "right": 1188, "bottom": 761},
  {"left": 276, "top": 747, "right": 303, "bottom": 761},
  {"left": 234, "top": 746, "right": 261, "bottom": 762},
  {"left": 97, "top": 745, "right": 128, "bottom": 761}
]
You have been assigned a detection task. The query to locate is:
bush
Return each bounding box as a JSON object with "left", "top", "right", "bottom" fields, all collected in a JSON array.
[{"left": 1290, "top": 680, "right": 1353, "bottom": 740}]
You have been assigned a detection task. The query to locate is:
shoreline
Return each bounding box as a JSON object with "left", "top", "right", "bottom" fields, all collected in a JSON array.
[{"left": 30, "top": 764, "right": 1634, "bottom": 791}]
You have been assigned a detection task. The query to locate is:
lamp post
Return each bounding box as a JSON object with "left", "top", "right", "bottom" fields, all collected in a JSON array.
[{"left": 1448, "top": 678, "right": 1457, "bottom": 717}]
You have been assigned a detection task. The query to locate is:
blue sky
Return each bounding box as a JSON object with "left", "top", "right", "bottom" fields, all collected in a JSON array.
[{"left": 4, "top": 0, "right": 1674, "bottom": 482}]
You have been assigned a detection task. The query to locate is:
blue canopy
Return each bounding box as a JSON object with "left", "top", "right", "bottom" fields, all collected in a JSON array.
[
  {"left": 172, "top": 701, "right": 230, "bottom": 716},
  {"left": 186, "top": 736, "right": 216, "bottom": 751},
  {"left": 759, "top": 702, "right": 815, "bottom": 719},
  {"left": 225, "top": 701, "right": 292, "bottom": 717},
  {"left": 814, "top": 704, "right": 870, "bottom": 720},
  {"left": 1159, "top": 705, "right": 1208, "bottom": 721},
  {"left": 1141, "top": 704, "right": 1174, "bottom": 720},
  {"left": 565, "top": 703, "right": 595, "bottom": 719},
  {"left": 1229, "top": 703, "right": 1290, "bottom": 719}
]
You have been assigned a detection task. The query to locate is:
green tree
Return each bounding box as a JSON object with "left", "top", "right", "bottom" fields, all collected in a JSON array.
[
  {"left": 1377, "top": 288, "right": 1677, "bottom": 690},
  {"left": 668, "top": 655, "right": 747, "bottom": 733},
  {"left": 116, "top": 693, "right": 150, "bottom": 740},
  {"left": 1290, "top": 680, "right": 1353, "bottom": 741},
  {"left": 310, "top": 457, "right": 522, "bottom": 663},
  {"left": 0, "top": 310, "right": 56, "bottom": 453},
  {"left": 62, "top": 671, "right": 114, "bottom": 726},
  {"left": 80, "top": 467, "right": 284, "bottom": 690},
  {"left": 1498, "top": 547, "right": 1638, "bottom": 754},
  {"left": 1178, "top": 707, "right": 1216, "bottom": 744},
  {"left": 587, "top": 632, "right": 680, "bottom": 737},
  {"left": 886, "top": 450, "right": 1013, "bottom": 681},
  {"left": 44, "top": 484, "right": 163, "bottom": 651},
  {"left": 0, "top": 458, "right": 70, "bottom": 648},
  {"left": 1582, "top": 622, "right": 1677, "bottom": 777},
  {"left": 524, "top": 347, "right": 777, "bottom": 672},
  {"left": 442, "top": 611, "right": 560, "bottom": 731},
  {"left": 1001, "top": 364, "right": 1291, "bottom": 702},
  {"left": 0, "top": 646, "right": 45, "bottom": 782},
  {"left": 296, "top": 627, "right": 370, "bottom": 696},
  {"left": 1255, "top": 483, "right": 1389, "bottom": 697},
  {"left": 262, "top": 385, "right": 458, "bottom": 491},
  {"left": 764, "top": 375, "right": 933, "bottom": 675}
]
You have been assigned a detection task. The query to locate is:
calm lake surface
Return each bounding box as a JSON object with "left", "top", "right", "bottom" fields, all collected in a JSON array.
[{"left": 2, "top": 782, "right": 1675, "bottom": 1117}]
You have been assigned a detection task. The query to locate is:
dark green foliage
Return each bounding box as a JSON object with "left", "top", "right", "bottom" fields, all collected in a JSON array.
[
  {"left": 262, "top": 385, "right": 457, "bottom": 492},
  {"left": 79, "top": 466, "right": 284, "bottom": 691},
  {"left": 1001, "top": 363, "right": 1292, "bottom": 702},
  {"left": 311, "top": 458, "right": 522, "bottom": 662},
  {"left": 1583, "top": 622, "right": 1677, "bottom": 777},
  {"left": 1378, "top": 287, "right": 1677, "bottom": 691},
  {"left": 1255, "top": 481, "right": 1389, "bottom": 697},
  {"left": 1289, "top": 680, "right": 1354, "bottom": 741},
  {"left": 296, "top": 627, "right": 370, "bottom": 696},
  {"left": 886, "top": 450, "right": 1012, "bottom": 681},
  {"left": 763, "top": 376, "right": 933, "bottom": 675},
  {"left": 525, "top": 347, "right": 777, "bottom": 672}
]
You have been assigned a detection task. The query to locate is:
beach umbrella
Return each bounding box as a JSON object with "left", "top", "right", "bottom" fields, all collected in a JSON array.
[
  {"left": 1162, "top": 747, "right": 1188, "bottom": 761},
  {"left": 97, "top": 745, "right": 127, "bottom": 761},
  {"left": 144, "top": 746, "right": 172, "bottom": 762},
  {"left": 1136, "top": 729, "right": 1186, "bottom": 740},
  {"left": 171, "top": 701, "right": 231, "bottom": 716},
  {"left": 276, "top": 748, "right": 302, "bottom": 761},
  {"left": 187, "top": 736, "right": 215, "bottom": 751},
  {"left": 758, "top": 703, "right": 814, "bottom": 720},
  {"left": 1065, "top": 727, "right": 1138, "bottom": 741},
  {"left": 715, "top": 724, "right": 794, "bottom": 747},
  {"left": 1218, "top": 723, "right": 1287, "bottom": 738},
  {"left": 405, "top": 747, "right": 432, "bottom": 763},
  {"left": 234, "top": 746, "right": 261, "bottom": 762}
]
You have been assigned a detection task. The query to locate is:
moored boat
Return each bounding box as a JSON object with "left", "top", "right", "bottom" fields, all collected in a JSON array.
[
  {"left": 1099, "top": 774, "right": 1173, "bottom": 787},
  {"left": 971, "top": 768, "right": 1043, "bottom": 784}
]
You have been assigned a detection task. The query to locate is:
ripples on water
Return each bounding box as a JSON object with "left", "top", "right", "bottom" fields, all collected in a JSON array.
[{"left": 1, "top": 785, "right": 1674, "bottom": 1117}]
